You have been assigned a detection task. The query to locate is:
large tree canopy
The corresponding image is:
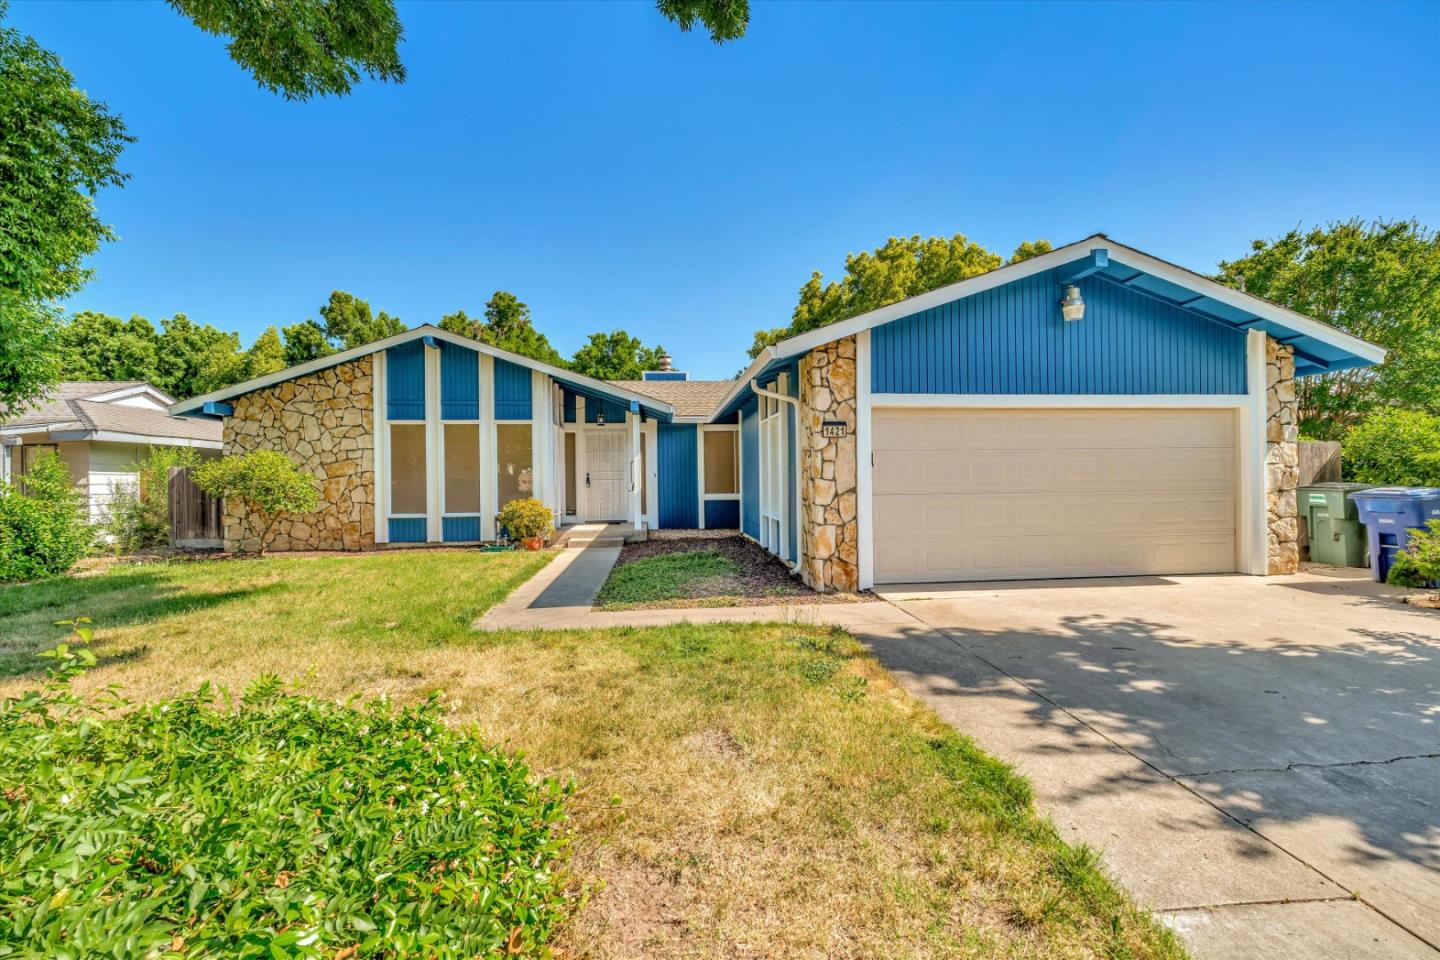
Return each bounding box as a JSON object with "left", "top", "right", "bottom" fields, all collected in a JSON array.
[
  {"left": 747, "top": 233, "right": 1050, "bottom": 359},
  {"left": 316, "top": 290, "right": 405, "bottom": 350},
  {"left": 168, "top": 0, "right": 405, "bottom": 101},
  {"left": 656, "top": 0, "right": 749, "bottom": 42},
  {"left": 0, "top": 9, "right": 131, "bottom": 417},
  {"left": 1217, "top": 219, "right": 1440, "bottom": 439},
  {"left": 439, "top": 293, "right": 568, "bottom": 368},
  {"left": 570, "top": 330, "right": 667, "bottom": 380}
]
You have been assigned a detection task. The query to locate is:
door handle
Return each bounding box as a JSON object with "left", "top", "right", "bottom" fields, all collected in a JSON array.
[{"left": 585, "top": 472, "right": 591, "bottom": 488}]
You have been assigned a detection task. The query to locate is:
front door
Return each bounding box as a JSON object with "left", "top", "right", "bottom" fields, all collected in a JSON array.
[{"left": 583, "top": 430, "right": 627, "bottom": 521}]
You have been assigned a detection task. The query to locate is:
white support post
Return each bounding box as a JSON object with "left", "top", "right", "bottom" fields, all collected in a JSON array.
[
  {"left": 372, "top": 350, "right": 389, "bottom": 543},
  {"left": 856, "top": 330, "right": 874, "bottom": 589},
  {"left": 1240, "top": 329, "right": 1269, "bottom": 575},
  {"left": 629, "top": 409, "right": 642, "bottom": 528},
  {"left": 776, "top": 373, "right": 791, "bottom": 562},
  {"left": 423, "top": 343, "right": 442, "bottom": 542},
  {"left": 479, "top": 354, "right": 496, "bottom": 540},
  {"left": 531, "top": 370, "right": 553, "bottom": 520}
]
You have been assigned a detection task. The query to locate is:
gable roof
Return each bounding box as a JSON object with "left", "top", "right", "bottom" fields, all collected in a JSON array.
[
  {"left": 169, "top": 324, "right": 677, "bottom": 421},
  {"left": 606, "top": 379, "right": 736, "bottom": 419},
  {"left": 714, "top": 233, "right": 1388, "bottom": 418},
  {"left": 1, "top": 382, "right": 219, "bottom": 444}
]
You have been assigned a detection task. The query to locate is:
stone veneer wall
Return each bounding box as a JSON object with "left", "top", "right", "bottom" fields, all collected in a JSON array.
[
  {"left": 798, "top": 335, "right": 859, "bottom": 592},
  {"left": 223, "top": 357, "right": 375, "bottom": 552},
  {"left": 1265, "top": 338, "right": 1300, "bottom": 574}
]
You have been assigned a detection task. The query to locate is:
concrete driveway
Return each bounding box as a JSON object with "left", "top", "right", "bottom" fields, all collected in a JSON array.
[{"left": 862, "top": 567, "right": 1438, "bottom": 959}]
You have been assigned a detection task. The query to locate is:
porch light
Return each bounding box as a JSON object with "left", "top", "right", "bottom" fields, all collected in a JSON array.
[
  {"left": 1060, "top": 285, "right": 1085, "bottom": 322},
  {"left": 595, "top": 411, "right": 606, "bottom": 426}
]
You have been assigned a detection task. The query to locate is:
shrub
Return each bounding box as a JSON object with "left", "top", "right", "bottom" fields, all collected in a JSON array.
[
  {"left": 1388, "top": 520, "right": 1440, "bottom": 589},
  {"left": 194, "top": 450, "right": 319, "bottom": 554},
  {"left": 0, "top": 451, "right": 90, "bottom": 581},
  {"left": 497, "top": 497, "right": 554, "bottom": 541},
  {"left": 103, "top": 446, "right": 200, "bottom": 551},
  {"left": 1343, "top": 409, "right": 1440, "bottom": 486},
  {"left": 0, "top": 637, "right": 572, "bottom": 959}
]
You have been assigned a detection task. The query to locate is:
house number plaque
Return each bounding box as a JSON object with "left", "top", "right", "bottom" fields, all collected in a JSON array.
[{"left": 820, "top": 420, "right": 849, "bottom": 439}]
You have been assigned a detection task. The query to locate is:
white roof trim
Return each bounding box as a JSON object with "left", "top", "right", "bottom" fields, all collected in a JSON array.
[
  {"left": 169, "top": 324, "right": 675, "bottom": 417},
  {"left": 765, "top": 233, "right": 1386, "bottom": 365},
  {"left": 86, "top": 383, "right": 176, "bottom": 405},
  {"left": 711, "top": 348, "right": 778, "bottom": 422},
  {"left": 46, "top": 429, "right": 223, "bottom": 449}
]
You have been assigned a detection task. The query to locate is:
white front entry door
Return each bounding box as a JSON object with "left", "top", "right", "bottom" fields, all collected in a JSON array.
[
  {"left": 871, "top": 407, "right": 1239, "bottom": 583},
  {"left": 583, "top": 430, "right": 628, "bottom": 521}
]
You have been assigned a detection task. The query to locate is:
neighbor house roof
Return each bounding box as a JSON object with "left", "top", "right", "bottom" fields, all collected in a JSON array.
[
  {"left": 606, "top": 379, "right": 737, "bottom": 419},
  {"left": 170, "top": 324, "right": 678, "bottom": 422},
  {"left": 1, "top": 382, "right": 219, "bottom": 446},
  {"left": 714, "top": 233, "right": 1389, "bottom": 418}
]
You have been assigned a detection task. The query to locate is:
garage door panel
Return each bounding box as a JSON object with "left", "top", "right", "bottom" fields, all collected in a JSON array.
[{"left": 872, "top": 408, "right": 1237, "bottom": 583}]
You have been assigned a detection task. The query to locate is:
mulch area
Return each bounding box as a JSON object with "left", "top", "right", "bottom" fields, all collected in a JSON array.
[{"left": 609, "top": 535, "right": 874, "bottom": 607}]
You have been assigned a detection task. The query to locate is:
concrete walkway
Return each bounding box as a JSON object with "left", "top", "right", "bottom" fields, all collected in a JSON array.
[{"left": 475, "top": 539, "right": 909, "bottom": 631}]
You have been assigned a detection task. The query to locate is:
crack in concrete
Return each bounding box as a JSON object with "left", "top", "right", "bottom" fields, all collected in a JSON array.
[
  {"left": 1179, "top": 753, "right": 1440, "bottom": 780},
  {"left": 879, "top": 597, "right": 1440, "bottom": 956},
  {"left": 1160, "top": 895, "right": 1356, "bottom": 913}
]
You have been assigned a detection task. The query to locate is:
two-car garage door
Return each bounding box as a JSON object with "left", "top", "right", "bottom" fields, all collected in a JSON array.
[{"left": 872, "top": 408, "right": 1238, "bottom": 583}]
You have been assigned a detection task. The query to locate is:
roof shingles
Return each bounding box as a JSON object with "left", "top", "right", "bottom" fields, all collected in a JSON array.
[{"left": 606, "top": 380, "right": 736, "bottom": 419}]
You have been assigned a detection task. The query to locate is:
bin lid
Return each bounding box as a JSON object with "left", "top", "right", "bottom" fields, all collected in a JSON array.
[
  {"left": 1301, "top": 482, "right": 1374, "bottom": 492},
  {"left": 1350, "top": 486, "right": 1440, "bottom": 500}
]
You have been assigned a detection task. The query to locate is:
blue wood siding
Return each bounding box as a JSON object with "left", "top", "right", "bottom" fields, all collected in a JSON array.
[
  {"left": 656, "top": 422, "right": 698, "bottom": 529},
  {"left": 563, "top": 390, "right": 577, "bottom": 423},
  {"left": 871, "top": 269, "right": 1248, "bottom": 395},
  {"left": 388, "top": 517, "right": 426, "bottom": 543},
  {"left": 494, "top": 358, "right": 533, "bottom": 420},
  {"left": 740, "top": 398, "right": 759, "bottom": 540},
  {"left": 585, "top": 397, "right": 628, "bottom": 425},
  {"left": 386, "top": 341, "right": 426, "bottom": 419},
  {"left": 705, "top": 499, "right": 740, "bottom": 529},
  {"left": 442, "top": 515, "right": 481, "bottom": 542},
  {"left": 440, "top": 342, "right": 479, "bottom": 420}
]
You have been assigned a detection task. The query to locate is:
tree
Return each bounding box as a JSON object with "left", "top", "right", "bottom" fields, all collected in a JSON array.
[
  {"left": 1341, "top": 409, "right": 1440, "bottom": 487},
  {"left": 1217, "top": 219, "right": 1440, "bottom": 438},
  {"left": 280, "top": 319, "right": 333, "bottom": 366},
  {"left": 438, "top": 309, "right": 482, "bottom": 340},
  {"left": 747, "top": 232, "right": 1048, "bottom": 358},
  {"left": 153, "top": 313, "right": 246, "bottom": 398},
  {"left": 455, "top": 292, "right": 567, "bottom": 367},
  {"left": 317, "top": 290, "right": 405, "bottom": 350},
  {"left": 656, "top": 0, "right": 749, "bottom": 42},
  {"left": 0, "top": 450, "right": 90, "bottom": 581},
  {"left": 570, "top": 330, "right": 666, "bottom": 380},
  {"left": 167, "top": 0, "right": 406, "bottom": 100},
  {"left": 242, "top": 326, "right": 287, "bottom": 379},
  {"left": 194, "top": 450, "right": 319, "bottom": 555},
  {"left": 57, "top": 312, "right": 160, "bottom": 384},
  {"left": 0, "top": 9, "right": 131, "bottom": 416}
]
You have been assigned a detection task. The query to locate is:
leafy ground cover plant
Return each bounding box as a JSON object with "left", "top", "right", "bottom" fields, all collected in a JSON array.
[
  {"left": 103, "top": 446, "right": 200, "bottom": 551},
  {"left": 0, "top": 631, "right": 571, "bottom": 959},
  {"left": 1388, "top": 520, "right": 1440, "bottom": 591},
  {"left": 0, "top": 451, "right": 90, "bottom": 581}
]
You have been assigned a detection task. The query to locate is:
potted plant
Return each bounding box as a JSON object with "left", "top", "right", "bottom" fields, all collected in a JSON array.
[{"left": 497, "top": 498, "right": 554, "bottom": 551}]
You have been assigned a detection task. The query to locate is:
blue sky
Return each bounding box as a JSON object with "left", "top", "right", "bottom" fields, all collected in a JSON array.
[{"left": 11, "top": 0, "right": 1439, "bottom": 378}]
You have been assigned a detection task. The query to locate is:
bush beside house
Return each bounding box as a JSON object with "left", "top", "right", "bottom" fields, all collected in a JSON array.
[
  {"left": 194, "top": 451, "right": 319, "bottom": 555},
  {"left": 102, "top": 446, "right": 201, "bottom": 551},
  {"left": 0, "top": 452, "right": 90, "bottom": 581},
  {"left": 1343, "top": 409, "right": 1440, "bottom": 487}
]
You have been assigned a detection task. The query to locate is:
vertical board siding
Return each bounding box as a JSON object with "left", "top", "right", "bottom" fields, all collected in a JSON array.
[
  {"left": 442, "top": 515, "right": 482, "bottom": 542},
  {"left": 584, "top": 397, "right": 628, "bottom": 425},
  {"left": 388, "top": 517, "right": 427, "bottom": 543},
  {"left": 740, "top": 399, "right": 760, "bottom": 540},
  {"left": 494, "top": 358, "right": 533, "bottom": 420},
  {"left": 785, "top": 374, "right": 799, "bottom": 562},
  {"left": 386, "top": 342, "right": 426, "bottom": 419},
  {"left": 871, "top": 269, "right": 1247, "bottom": 395},
  {"left": 704, "top": 499, "right": 740, "bottom": 529},
  {"left": 563, "top": 390, "right": 577, "bottom": 424},
  {"left": 440, "top": 342, "right": 479, "bottom": 420},
  {"left": 656, "top": 422, "right": 698, "bottom": 529}
]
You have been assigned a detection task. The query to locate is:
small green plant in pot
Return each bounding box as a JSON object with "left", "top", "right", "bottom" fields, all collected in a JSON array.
[{"left": 498, "top": 497, "right": 553, "bottom": 550}]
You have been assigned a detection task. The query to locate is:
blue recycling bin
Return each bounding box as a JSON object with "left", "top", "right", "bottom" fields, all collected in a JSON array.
[{"left": 1350, "top": 487, "right": 1440, "bottom": 582}]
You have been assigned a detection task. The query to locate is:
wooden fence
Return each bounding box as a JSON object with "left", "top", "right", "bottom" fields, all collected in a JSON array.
[{"left": 168, "top": 466, "right": 224, "bottom": 549}]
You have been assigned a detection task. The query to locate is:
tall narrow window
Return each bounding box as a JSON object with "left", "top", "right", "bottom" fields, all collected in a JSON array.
[
  {"left": 564, "top": 432, "right": 577, "bottom": 515},
  {"left": 496, "top": 423, "right": 533, "bottom": 509},
  {"left": 390, "top": 424, "right": 427, "bottom": 515},
  {"left": 703, "top": 430, "right": 738, "bottom": 495},
  {"left": 443, "top": 424, "right": 481, "bottom": 514}
]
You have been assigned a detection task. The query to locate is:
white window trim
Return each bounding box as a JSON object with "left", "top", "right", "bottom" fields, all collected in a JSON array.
[
  {"left": 373, "top": 350, "right": 389, "bottom": 542},
  {"left": 698, "top": 423, "right": 741, "bottom": 530},
  {"left": 438, "top": 420, "right": 482, "bottom": 522},
  {"left": 495, "top": 419, "right": 536, "bottom": 515}
]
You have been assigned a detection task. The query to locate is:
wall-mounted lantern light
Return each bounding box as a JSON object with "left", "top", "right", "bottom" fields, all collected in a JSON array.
[
  {"left": 1060, "top": 285, "right": 1085, "bottom": 322},
  {"left": 595, "top": 411, "right": 606, "bottom": 426}
]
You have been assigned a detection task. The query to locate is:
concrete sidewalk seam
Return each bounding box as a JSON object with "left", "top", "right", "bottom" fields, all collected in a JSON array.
[
  {"left": 1176, "top": 753, "right": 1440, "bottom": 779},
  {"left": 1161, "top": 896, "right": 1356, "bottom": 913},
  {"left": 881, "top": 597, "right": 1440, "bottom": 956}
]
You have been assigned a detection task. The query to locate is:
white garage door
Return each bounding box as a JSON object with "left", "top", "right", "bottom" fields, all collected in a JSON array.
[{"left": 872, "top": 408, "right": 1238, "bottom": 583}]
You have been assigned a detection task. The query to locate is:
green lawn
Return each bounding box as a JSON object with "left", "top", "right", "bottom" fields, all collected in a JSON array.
[
  {"left": 594, "top": 549, "right": 738, "bottom": 606},
  {"left": 0, "top": 552, "right": 1184, "bottom": 959}
]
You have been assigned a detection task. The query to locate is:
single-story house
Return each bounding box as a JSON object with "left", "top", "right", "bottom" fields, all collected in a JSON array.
[
  {"left": 171, "top": 234, "right": 1384, "bottom": 585},
  {"left": 2, "top": 381, "right": 222, "bottom": 522}
]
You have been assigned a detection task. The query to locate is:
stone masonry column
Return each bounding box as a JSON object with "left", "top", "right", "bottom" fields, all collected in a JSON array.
[
  {"left": 798, "top": 336, "right": 859, "bottom": 592},
  {"left": 1266, "top": 338, "right": 1300, "bottom": 574}
]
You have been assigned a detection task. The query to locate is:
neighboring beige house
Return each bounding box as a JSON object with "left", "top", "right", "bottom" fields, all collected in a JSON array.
[{"left": 1, "top": 381, "right": 222, "bottom": 523}]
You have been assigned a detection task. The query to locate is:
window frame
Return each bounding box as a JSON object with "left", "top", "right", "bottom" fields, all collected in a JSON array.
[
  {"left": 439, "top": 420, "right": 483, "bottom": 518},
  {"left": 494, "top": 420, "right": 535, "bottom": 511}
]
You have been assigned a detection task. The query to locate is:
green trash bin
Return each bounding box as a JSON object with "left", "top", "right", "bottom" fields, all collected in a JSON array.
[{"left": 1298, "top": 482, "right": 1373, "bottom": 567}]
